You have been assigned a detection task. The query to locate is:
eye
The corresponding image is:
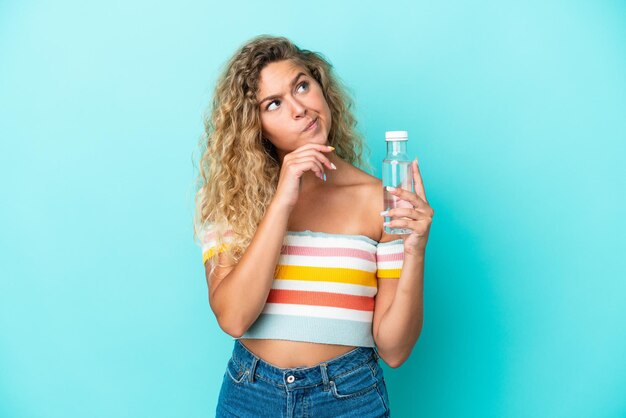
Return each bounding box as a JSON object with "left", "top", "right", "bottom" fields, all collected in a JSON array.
[
  {"left": 296, "top": 80, "right": 309, "bottom": 93},
  {"left": 266, "top": 100, "right": 280, "bottom": 111},
  {"left": 264, "top": 81, "right": 309, "bottom": 112}
]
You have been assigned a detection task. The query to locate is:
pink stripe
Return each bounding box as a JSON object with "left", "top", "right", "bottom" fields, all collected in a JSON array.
[
  {"left": 282, "top": 245, "right": 376, "bottom": 262},
  {"left": 377, "top": 253, "right": 404, "bottom": 262},
  {"left": 204, "top": 229, "right": 235, "bottom": 242}
]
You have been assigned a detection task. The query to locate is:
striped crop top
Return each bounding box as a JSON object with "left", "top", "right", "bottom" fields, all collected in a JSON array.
[{"left": 199, "top": 226, "right": 405, "bottom": 348}]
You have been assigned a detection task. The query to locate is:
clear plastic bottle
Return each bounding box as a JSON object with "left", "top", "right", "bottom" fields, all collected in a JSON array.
[{"left": 382, "top": 130, "right": 414, "bottom": 234}]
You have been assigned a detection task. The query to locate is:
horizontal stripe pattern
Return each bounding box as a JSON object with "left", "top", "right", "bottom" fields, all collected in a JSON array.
[
  {"left": 200, "top": 225, "right": 235, "bottom": 263},
  {"left": 261, "top": 302, "right": 374, "bottom": 322},
  {"left": 272, "top": 278, "right": 378, "bottom": 297},
  {"left": 376, "top": 239, "right": 404, "bottom": 279},
  {"left": 277, "top": 254, "right": 376, "bottom": 272},
  {"left": 199, "top": 227, "right": 404, "bottom": 346},
  {"left": 203, "top": 243, "right": 233, "bottom": 263}
]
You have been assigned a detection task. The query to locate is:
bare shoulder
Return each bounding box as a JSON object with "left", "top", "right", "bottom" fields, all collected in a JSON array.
[{"left": 345, "top": 166, "right": 405, "bottom": 244}]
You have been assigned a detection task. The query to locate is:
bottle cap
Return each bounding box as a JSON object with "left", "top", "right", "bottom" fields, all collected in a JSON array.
[{"left": 385, "top": 131, "right": 408, "bottom": 141}]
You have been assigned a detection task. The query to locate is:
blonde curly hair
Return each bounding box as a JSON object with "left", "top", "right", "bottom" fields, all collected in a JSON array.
[{"left": 193, "top": 34, "right": 372, "bottom": 276}]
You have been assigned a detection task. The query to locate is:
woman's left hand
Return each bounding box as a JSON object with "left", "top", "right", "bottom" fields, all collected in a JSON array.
[{"left": 382, "top": 159, "right": 434, "bottom": 256}]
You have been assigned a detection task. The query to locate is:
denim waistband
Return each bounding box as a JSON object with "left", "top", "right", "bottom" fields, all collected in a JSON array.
[{"left": 230, "top": 339, "right": 380, "bottom": 389}]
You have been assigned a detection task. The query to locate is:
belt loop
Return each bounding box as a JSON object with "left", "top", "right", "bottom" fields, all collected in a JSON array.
[
  {"left": 248, "top": 356, "right": 259, "bottom": 383},
  {"left": 320, "top": 363, "right": 330, "bottom": 391},
  {"left": 373, "top": 348, "right": 381, "bottom": 361}
]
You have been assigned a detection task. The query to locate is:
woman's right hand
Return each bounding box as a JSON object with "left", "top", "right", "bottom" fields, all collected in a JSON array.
[{"left": 272, "top": 143, "right": 336, "bottom": 210}]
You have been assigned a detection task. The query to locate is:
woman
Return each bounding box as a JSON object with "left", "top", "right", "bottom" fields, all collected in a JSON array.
[{"left": 194, "top": 34, "right": 433, "bottom": 417}]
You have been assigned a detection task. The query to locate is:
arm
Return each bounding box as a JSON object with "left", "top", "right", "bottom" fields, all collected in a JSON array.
[
  {"left": 207, "top": 200, "right": 291, "bottom": 337},
  {"left": 204, "top": 143, "right": 335, "bottom": 337},
  {"left": 374, "top": 159, "right": 432, "bottom": 367},
  {"left": 374, "top": 251, "right": 425, "bottom": 368}
]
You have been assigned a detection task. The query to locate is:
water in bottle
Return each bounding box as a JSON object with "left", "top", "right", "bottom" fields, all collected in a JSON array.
[{"left": 382, "top": 130, "right": 414, "bottom": 234}]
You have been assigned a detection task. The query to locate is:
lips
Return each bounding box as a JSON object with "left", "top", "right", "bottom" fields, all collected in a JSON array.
[{"left": 303, "top": 117, "right": 318, "bottom": 132}]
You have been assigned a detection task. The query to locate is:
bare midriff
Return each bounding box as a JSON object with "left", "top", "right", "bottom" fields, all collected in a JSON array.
[{"left": 239, "top": 338, "right": 358, "bottom": 369}]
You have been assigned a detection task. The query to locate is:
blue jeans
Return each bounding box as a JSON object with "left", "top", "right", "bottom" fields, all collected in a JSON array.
[{"left": 216, "top": 340, "right": 391, "bottom": 417}]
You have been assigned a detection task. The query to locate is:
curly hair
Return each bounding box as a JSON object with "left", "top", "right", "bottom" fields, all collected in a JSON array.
[{"left": 192, "top": 34, "right": 372, "bottom": 276}]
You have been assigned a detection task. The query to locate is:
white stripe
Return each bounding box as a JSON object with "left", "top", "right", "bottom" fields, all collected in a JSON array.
[
  {"left": 201, "top": 237, "right": 234, "bottom": 252},
  {"left": 377, "top": 260, "right": 403, "bottom": 269},
  {"left": 262, "top": 303, "right": 374, "bottom": 322},
  {"left": 376, "top": 244, "right": 404, "bottom": 255},
  {"left": 278, "top": 254, "right": 376, "bottom": 271},
  {"left": 201, "top": 239, "right": 218, "bottom": 252},
  {"left": 271, "top": 279, "right": 378, "bottom": 296}
]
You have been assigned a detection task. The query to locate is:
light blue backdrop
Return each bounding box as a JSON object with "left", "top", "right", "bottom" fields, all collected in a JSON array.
[{"left": 1, "top": 0, "right": 624, "bottom": 417}]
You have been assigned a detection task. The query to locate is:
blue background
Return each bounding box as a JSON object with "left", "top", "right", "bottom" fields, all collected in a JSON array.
[{"left": 1, "top": 0, "right": 625, "bottom": 417}]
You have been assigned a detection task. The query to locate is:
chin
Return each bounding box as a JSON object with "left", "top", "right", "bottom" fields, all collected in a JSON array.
[
  {"left": 313, "top": 136, "right": 329, "bottom": 146},
  {"left": 305, "top": 128, "right": 329, "bottom": 143}
]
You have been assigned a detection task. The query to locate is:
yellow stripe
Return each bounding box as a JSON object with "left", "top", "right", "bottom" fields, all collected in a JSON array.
[
  {"left": 275, "top": 265, "right": 377, "bottom": 287},
  {"left": 376, "top": 268, "right": 401, "bottom": 279},
  {"left": 202, "top": 244, "right": 230, "bottom": 263}
]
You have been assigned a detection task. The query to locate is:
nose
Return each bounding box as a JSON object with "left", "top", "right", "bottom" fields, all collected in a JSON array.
[{"left": 289, "top": 96, "right": 307, "bottom": 119}]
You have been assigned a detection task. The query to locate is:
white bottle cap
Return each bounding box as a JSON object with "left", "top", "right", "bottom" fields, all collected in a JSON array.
[{"left": 385, "top": 131, "right": 408, "bottom": 141}]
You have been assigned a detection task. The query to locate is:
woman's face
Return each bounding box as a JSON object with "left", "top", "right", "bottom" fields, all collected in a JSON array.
[{"left": 256, "top": 60, "right": 332, "bottom": 160}]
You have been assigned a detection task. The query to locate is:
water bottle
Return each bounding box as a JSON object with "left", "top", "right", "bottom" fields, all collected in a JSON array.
[{"left": 382, "top": 130, "right": 414, "bottom": 234}]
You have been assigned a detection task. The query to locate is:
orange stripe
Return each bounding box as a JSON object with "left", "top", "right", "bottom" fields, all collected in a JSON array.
[{"left": 267, "top": 289, "right": 375, "bottom": 311}]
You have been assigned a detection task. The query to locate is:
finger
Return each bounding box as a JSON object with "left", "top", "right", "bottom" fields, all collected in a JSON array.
[
  {"left": 383, "top": 218, "right": 415, "bottom": 231},
  {"left": 294, "top": 143, "right": 335, "bottom": 155},
  {"left": 412, "top": 159, "right": 428, "bottom": 203},
  {"left": 384, "top": 218, "right": 428, "bottom": 234},
  {"left": 291, "top": 157, "right": 325, "bottom": 180},
  {"left": 285, "top": 144, "right": 334, "bottom": 167},
  {"left": 381, "top": 207, "right": 428, "bottom": 219},
  {"left": 296, "top": 148, "right": 336, "bottom": 171},
  {"left": 387, "top": 186, "right": 434, "bottom": 217},
  {"left": 385, "top": 186, "right": 423, "bottom": 209},
  {"left": 303, "top": 158, "right": 326, "bottom": 180}
]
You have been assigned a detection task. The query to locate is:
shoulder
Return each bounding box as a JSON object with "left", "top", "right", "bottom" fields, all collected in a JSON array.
[
  {"left": 333, "top": 162, "right": 380, "bottom": 205},
  {"left": 340, "top": 164, "right": 380, "bottom": 207},
  {"left": 344, "top": 166, "right": 405, "bottom": 244}
]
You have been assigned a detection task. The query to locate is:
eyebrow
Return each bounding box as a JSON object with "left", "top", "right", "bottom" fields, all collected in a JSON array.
[{"left": 258, "top": 72, "right": 307, "bottom": 106}]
